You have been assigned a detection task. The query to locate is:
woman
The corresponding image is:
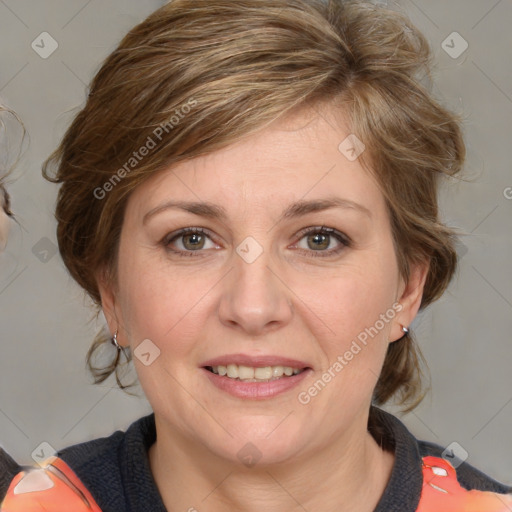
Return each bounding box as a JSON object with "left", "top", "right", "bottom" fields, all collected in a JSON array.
[
  {"left": 1, "top": 0, "right": 511, "bottom": 510},
  {"left": 0, "top": 104, "right": 23, "bottom": 502},
  {"left": 0, "top": 105, "right": 16, "bottom": 252},
  {"left": 0, "top": 120, "right": 16, "bottom": 495}
]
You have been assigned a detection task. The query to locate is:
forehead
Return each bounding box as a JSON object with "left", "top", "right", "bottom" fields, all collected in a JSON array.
[{"left": 127, "top": 105, "right": 384, "bottom": 218}]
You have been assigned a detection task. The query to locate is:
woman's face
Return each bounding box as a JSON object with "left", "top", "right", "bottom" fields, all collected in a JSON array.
[{"left": 100, "top": 106, "right": 426, "bottom": 465}]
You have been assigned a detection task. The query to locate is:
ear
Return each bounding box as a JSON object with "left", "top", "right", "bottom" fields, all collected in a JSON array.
[{"left": 390, "top": 260, "right": 429, "bottom": 342}]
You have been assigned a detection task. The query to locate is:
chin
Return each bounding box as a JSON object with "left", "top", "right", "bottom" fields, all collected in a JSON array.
[{"left": 208, "top": 416, "right": 309, "bottom": 467}]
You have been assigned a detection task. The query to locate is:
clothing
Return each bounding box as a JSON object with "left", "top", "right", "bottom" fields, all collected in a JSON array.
[
  {"left": 0, "top": 449, "right": 20, "bottom": 502},
  {"left": 1, "top": 406, "right": 511, "bottom": 511}
]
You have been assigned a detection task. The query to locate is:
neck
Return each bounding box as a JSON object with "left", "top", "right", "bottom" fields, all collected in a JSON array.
[{"left": 148, "top": 411, "right": 395, "bottom": 512}]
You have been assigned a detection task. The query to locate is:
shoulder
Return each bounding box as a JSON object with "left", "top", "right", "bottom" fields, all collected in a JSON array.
[
  {"left": 56, "top": 413, "right": 156, "bottom": 508},
  {"left": 418, "top": 452, "right": 512, "bottom": 511},
  {"left": 418, "top": 440, "right": 512, "bottom": 495},
  {"left": 0, "top": 448, "right": 21, "bottom": 502},
  {"left": 0, "top": 456, "right": 103, "bottom": 512},
  {"left": 369, "top": 406, "right": 512, "bottom": 511},
  {"left": 56, "top": 423, "right": 126, "bottom": 481},
  {"left": 0, "top": 414, "right": 156, "bottom": 512}
]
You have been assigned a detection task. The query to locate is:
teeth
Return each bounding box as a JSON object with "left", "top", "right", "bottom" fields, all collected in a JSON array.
[
  {"left": 209, "top": 364, "right": 304, "bottom": 381},
  {"left": 227, "top": 364, "right": 238, "bottom": 378},
  {"left": 273, "top": 366, "right": 284, "bottom": 377},
  {"left": 239, "top": 365, "right": 255, "bottom": 379},
  {"left": 254, "top": 366, "right": 272, "bottom": 379}
]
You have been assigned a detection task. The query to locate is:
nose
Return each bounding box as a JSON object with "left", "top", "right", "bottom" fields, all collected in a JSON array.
[{"left": 217, "top": 246, "right": 293, "bottom": 336}]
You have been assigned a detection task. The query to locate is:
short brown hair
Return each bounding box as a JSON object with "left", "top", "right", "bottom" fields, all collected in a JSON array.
[{"left": 43, "top": 0, "right": 465, "bottom": 411}]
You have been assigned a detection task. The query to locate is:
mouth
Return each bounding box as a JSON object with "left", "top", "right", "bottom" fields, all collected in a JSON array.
[
  {"left": 204, "top": 364, "right": 306, "bottom": 382},
  {"left": 200, "top": 356, "right": 312, "bottom": 399}
]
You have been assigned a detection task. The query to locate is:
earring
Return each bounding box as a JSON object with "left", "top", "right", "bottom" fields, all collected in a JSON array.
[
  {"left": 401, "top": 325, "right": 409, "bottom": 334},
  {"left": 111, "top": 330, "right": 121, "bottom": 350}
]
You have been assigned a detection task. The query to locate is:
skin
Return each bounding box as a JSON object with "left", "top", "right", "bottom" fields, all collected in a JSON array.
[
  {"left": 99, "top": 104, "right": 428, "bottom": 512},
  {"left": 0, "top": 187, "right": 10, "bottom": 252}
]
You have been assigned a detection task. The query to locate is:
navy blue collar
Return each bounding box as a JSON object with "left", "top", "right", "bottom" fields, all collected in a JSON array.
[{"left": 58, "top": 406, "right": 427, "bottom": 511}]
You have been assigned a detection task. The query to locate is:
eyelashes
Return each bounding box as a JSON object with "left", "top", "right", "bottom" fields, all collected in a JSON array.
[
  {"left": 292, "top": 226, "right": 351, "bottom": 257},
  {"left": 163, "top": 227, "right": 219, "bottom": 256},
  {"left": 162, "top": 225, "right": 351, "bottom": 258}
]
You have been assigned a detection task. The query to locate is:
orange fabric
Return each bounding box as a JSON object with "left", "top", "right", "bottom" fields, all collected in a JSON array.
[
  {"left": 1, "top": 454, "right": 511, "bottom": 511},
  {"left": 0, "top": 456, "right": 102, "bottom": 511},
  {"left": 418, "top": 456, "right": 512, "bottom": 512}
]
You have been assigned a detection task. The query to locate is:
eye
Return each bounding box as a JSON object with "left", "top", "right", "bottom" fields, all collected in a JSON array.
[
  {"left": 162, "top": 226, "right": 350, "bottom": 258},
  {"left": 163, "top": 227, "right": 219, "bottom": 255},
  {"left": 293, "top": 226, "right": 350, "bottom": 257}
]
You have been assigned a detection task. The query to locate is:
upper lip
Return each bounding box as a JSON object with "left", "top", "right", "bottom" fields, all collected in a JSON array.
[{"left": 201, "top": 354, "right": 311, "bottom": 369}]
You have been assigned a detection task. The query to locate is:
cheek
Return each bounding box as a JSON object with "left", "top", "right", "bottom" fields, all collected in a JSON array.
[
  {"left": 294, "top": 259, "right": 398, "bottom": 346},
  {"left": 295, "top": 267, "right": 399, "bottom": 421},
  {"left": 116, "top": 250, "right": 212, "bottom": 353}
]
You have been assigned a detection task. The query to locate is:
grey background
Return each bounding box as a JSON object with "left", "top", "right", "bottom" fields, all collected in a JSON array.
[{"left": 0, "top": 0, "right": 511, "bottom": 485}]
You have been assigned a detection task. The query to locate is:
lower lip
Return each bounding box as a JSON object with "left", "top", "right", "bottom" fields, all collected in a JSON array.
[{"left": 201, "top": 368, "right": 312, "bottom": 399}]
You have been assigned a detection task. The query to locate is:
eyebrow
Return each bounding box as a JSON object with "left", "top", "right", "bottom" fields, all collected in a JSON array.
[{"left": 143, "top": 196, "right": 372, "bottom": 225}]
